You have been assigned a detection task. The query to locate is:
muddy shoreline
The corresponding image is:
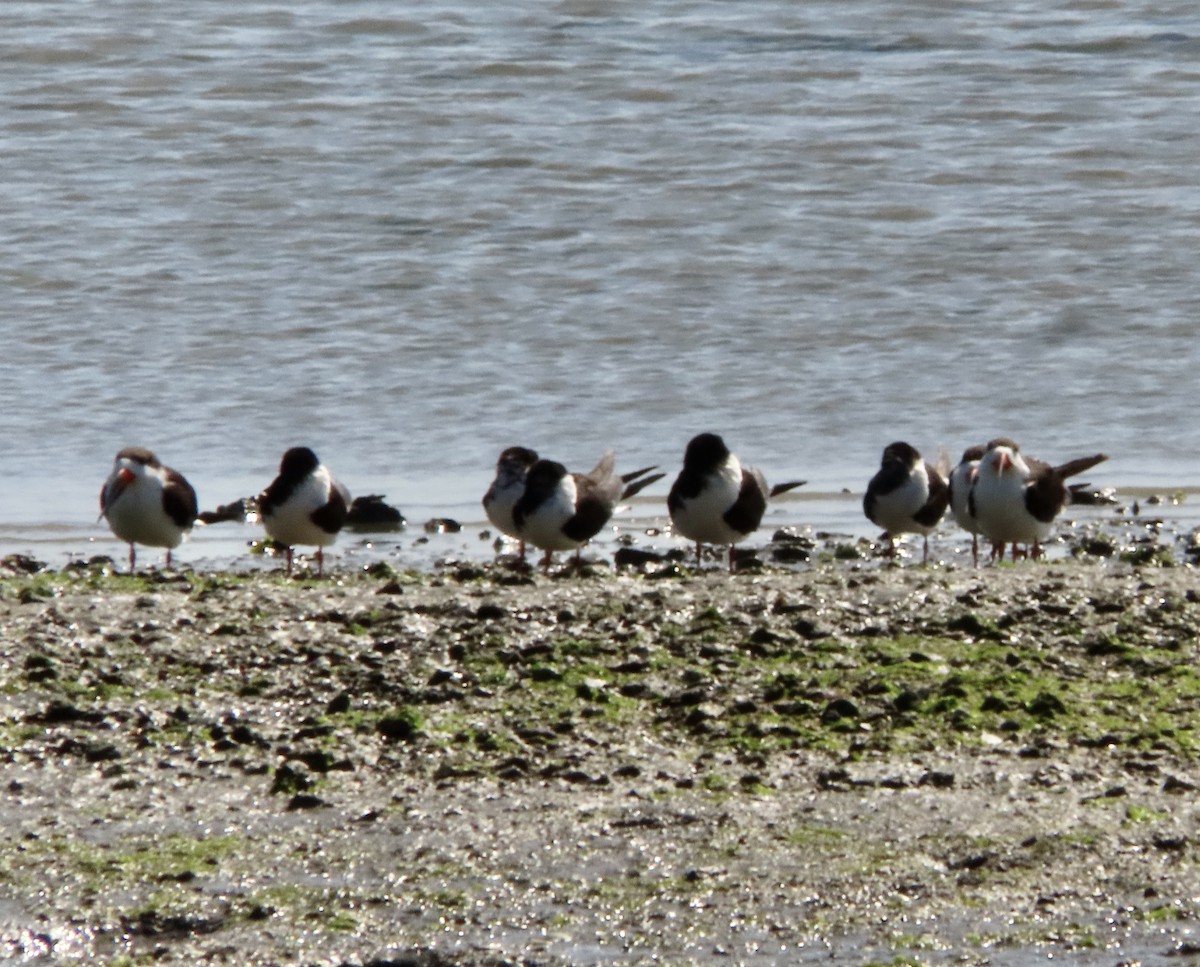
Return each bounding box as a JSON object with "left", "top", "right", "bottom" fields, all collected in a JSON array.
[{"left": 2, "top": 553, "right": 1199, "bottom": 965}]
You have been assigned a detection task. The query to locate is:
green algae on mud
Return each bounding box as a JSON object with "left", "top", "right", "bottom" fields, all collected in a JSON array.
[{"left": 1, "top": 557, "right": 1199, "bottom": 965}]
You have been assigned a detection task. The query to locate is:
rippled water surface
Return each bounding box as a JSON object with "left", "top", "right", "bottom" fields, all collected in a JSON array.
[{"left": 2, "top": 0, "right": 1198, "bottom": 561}]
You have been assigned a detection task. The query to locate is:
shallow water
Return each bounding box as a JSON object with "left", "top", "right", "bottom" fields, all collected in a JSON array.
[{"left": 2, "top": 0, "right": 1197, "bottom": 565}]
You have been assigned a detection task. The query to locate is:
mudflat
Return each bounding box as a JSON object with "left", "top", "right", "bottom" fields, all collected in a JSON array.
[{"left": 2, "top": 555, "right": 1199, "bottom": 966}]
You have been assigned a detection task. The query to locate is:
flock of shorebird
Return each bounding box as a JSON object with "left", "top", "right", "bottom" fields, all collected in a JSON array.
[{"left": 97, "top": 433, "right": 1109, "bottom": 574}]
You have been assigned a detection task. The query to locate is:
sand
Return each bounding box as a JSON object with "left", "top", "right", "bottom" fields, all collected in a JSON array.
[{"left": 1, "top": 552, "right": 1199, "bottom": 965}]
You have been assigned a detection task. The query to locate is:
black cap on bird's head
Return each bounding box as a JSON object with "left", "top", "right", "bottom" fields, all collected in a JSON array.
[
  {"left": 524, "top": 459, "right": 568, "bottom": 490},
  {"left": 682, "top": 433, "right": 731, "bottom": 471},
  {"left": 279, "top": 446, "right": 321, "bottom": 478},
  {"left": 114, "top": 446, "right": 160, "bottom": 469},
  {"left": 880, "top": 441, "right": 920, "bottom": 468},
  {"left": 496, "top": 446, "right": 539, "bottom": 471}
]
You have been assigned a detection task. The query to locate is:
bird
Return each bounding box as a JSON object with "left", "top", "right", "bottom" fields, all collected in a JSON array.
[
  {"left": 667, "top": 432, "right": 806, "bottom": 571},
  {"left": 258, "top": 447, "right": 350, "bottom": 576},
  {"left": 100, "top": 447, "right": 199, "bottom": 571},
  {"left": 948, "top": 444, "right": 988, "bottom": 567},
  {"left": 511, "top": 451, "right": 662, "bottom": 569},
  {"left": 863, "top": 441, "right": 950, "bottom": 563},
  {"left": 969, "top": 438, "right": 1108, "bottom": 561},
  {"left": 482, "top": 446, "right": 541, "bottom": 561}
]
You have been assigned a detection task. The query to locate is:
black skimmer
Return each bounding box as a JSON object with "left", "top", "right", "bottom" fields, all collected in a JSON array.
[
  {"left": 511, "top": 451, "right": 663, "bottom": 569},
  {"left": 259, "top": 447, "right": 350, "bottom": 576},
  {"left": 948, "top": 444, "right": 987, "bottom": 566},
  {"left": 969, "top": 438, "right": 1108, "bottom": 561},
  {"left": 863, "top": 441, "right": 950, "bottom": 563},
  {"left": 482, "top": 446, "right": 540, "bottom": 561},
  {"left": 100, "top": 447, "right": 199, "bottom": 571},
  {"left": 667, "top": 432, "right": 806, "bottom": 571}
]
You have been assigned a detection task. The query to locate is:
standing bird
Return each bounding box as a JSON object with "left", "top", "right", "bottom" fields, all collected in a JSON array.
[
  {"left": 100, "top": 447, "right": 199, "bottom": 571},
  {"left": 512, "top": 451, "right": 663, "bottom": 569},
  {"left": 667, "top": 432, "right": 806, "bottom": 571},
  {"left": 482, "top": 446, "right": 541, "bottom": 562},
  {"left": 484, "top": 447, "right": 660, "bottom": 564},
  {"left": 863, "top": 441, "right": 950, "bottom": 563},
  {"left": 259, "top": 446, "right": 349, "bottom": 576},
  {"left": 969, "top": 438, "right": 1107, "bottom": 561},
  {"left": 948, "top": 444, "right": 987, "bottom": 567}
]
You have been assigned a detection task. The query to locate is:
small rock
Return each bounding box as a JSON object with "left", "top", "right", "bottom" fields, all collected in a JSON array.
[
  {"left": 423, "top": 518, "right": 461, "bottom": 534},
  {"left": 821, "top": 698, "right": 860, "bottom": 724},
  {"left": 1153, "top": 834, "right": 1188, "bottom": 852},
  {"left": 286, "top": 793, "right": 328, "bottom": 811},
  {"left": 1163, "top": 775, "right": 1199, "bottom": 794},
  {"left": 614, "top": 547, "right": 664, "bottom": 569},
  {"left": 347, "top": 495, "right": 406, "bottom": 530}
]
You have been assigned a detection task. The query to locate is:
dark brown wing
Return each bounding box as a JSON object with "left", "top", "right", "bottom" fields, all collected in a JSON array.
[
  {"left": 723, "top": 468, "right": 768, "bottom": 536},
  {"left": 162, "top": 469, "right": 199, "bottom": 529},
  {"left": 1025, "top": 454, "right": 1108, "bottom": 524},
  {"left": 1052, "top": 453, "right": 1108, "bottom": 480},
  {"left": 311, "top": 481, "right": 349, "bottom": 535},
  {"left": 913, "top": 463, "right": 949, "bottom": 528},
  {"left": 769, "top": 479, "right": 806, "bottom": 498},
  {"left": 621, "top": 472, "right": 665, "bottom": 500},
  {"left": 562, "top": 480, "right": 612, "bottom": 543},
  {"left": 1023, "top": 468, "right": 1068, "bottom": 524}
]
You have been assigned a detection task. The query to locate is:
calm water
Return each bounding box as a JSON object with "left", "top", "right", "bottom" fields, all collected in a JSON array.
[{"left": 1, "top": 0, "right": 1198, "bottom": 566}]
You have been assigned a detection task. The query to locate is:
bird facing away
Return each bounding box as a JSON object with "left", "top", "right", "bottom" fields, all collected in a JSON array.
[
  {"left": 948, "top": 444, "right": 987, "bottom": 567},
  {"left": 667, "top": 432, "right": 806, "bottom": 571},
  {"left": 863, "top": 441, "right": 949, "bottom": 563},
  {"left": 512, "top": 450, "right": 660, "bottom": 569},
  {"left": 100, "top": 446, "right": 198, "bottom": 572},
  {"left": 259, "top": 446, "right": 349, "bottom": 576},
  {"left": 969, "top": 437, "right": 1108, "bottom": 561}
]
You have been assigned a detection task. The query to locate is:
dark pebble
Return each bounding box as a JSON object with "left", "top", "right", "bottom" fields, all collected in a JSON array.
[
  {"left": 286, "top": 793, "right": 328, "bottom": 811},
  {"left": 821, "top": 698, "right": 860, "bottom": 723},
  {"left": 377, "top": 715, "right": 421, "bottom": 742},
  {"left": 423, "top": 518, "right": 461, "bottom": 534},
  {"left": 614, "top": 547, "right": 664, "bottom": 568},
  {"left": 1027, "top": 691, "right": 1067, "bottom": 719},
  {"left": 1163, "top": 775, "right": 1199, "bottom": 794},
  {"left": 1153, "top": 834, "right": 1188, "bottom": 852},
  {"left": 347, "top": 495, "right": 406, "bottom": 530}
]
